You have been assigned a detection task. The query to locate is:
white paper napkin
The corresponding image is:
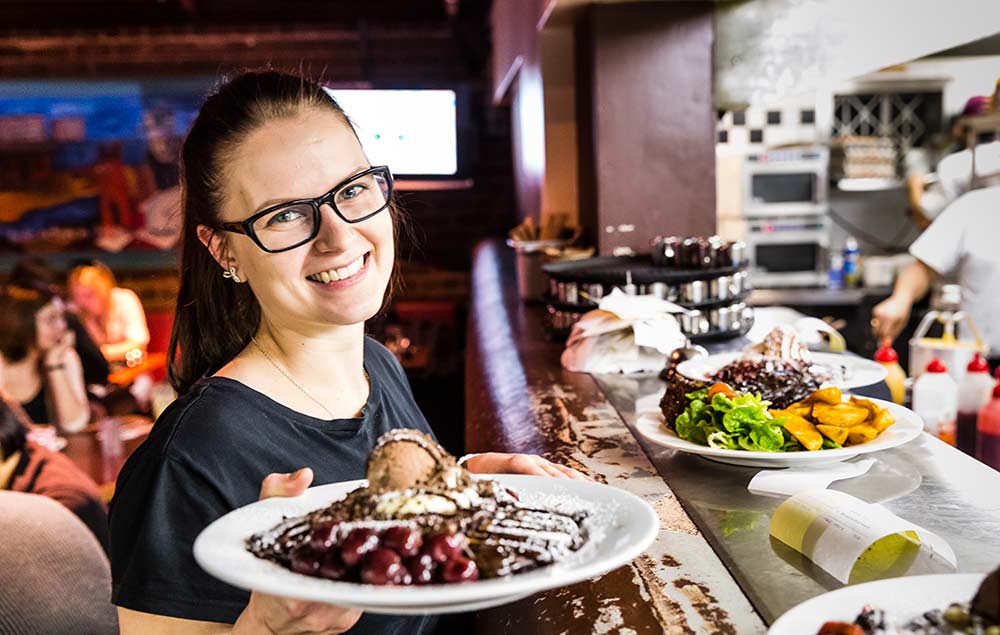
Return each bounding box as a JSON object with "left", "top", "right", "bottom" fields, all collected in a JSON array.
[
  {"left": 748, "top": 459, "right": 876, "bottom": 498},
  {"left": 561, "top": 290, "right": 688, "bottom": 374}
]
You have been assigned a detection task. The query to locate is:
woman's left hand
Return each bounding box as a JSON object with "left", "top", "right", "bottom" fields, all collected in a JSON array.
[{"left": 463, "top": 452, "right": 592, "bottom": 481}]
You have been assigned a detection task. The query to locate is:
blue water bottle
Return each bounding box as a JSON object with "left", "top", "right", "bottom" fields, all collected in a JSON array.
[
  {"left": 843, "top": 237, "right": 860, "bottom": 288},
  {"left": 828, "top": 253, "right": 844, "bottom": 290}
]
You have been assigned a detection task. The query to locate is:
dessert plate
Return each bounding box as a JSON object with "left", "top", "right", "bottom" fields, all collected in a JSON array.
[
  {"left": 635, "top": 396, "right": 922, "bottom": 468},
  {"left": 768, "top": 573, "right": 984, "bottom": 634},
  {"left": 676, "top": 352, "right": 887, "bottom": 390},
  {"left": 194, "top": 474, "right": 658, "bottom": 614}
]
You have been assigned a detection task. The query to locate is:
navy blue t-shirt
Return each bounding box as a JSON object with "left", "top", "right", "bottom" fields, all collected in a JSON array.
[{"left": 109, "top": 337, "right": 437, "bottom": 633}]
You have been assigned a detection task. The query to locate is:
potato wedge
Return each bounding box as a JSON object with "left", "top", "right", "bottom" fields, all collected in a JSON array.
[
  {"left": 783, "top": 402, "right": 814, "bottom": 418},
  {"left": 872, "top": 408, "right": 896, "bottom": 433},
  {"left": 816, "top": 424, "right": 849, "bottom": 445},
  {"left": 812, "top": 402, "right": 870, "bottom": 428},
  {"left": 782, "top": 415, "right": 824, "bottom": 451},
  {"left": 849, "top": 396, "right": 880, "bottom": 421},
  {"left": 811, "top": 386, "right": 843, "bottom": 405},
  {"left": 847, "top": 424, "right": 878, "bottom": 446}
]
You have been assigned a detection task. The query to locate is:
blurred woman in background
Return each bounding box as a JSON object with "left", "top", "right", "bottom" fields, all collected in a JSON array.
[
  {"left": 0, "top": 285, "right": 90, "bottom": 432},
  {"left": 8, "top": 257, "right": 110, "bottom": 385},
  {"left": 68, "top": 262, "right": 150, "bottom": 365}
]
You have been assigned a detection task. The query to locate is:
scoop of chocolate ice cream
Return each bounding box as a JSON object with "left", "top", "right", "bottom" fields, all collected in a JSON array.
[
  {"left": 972, "top": 567, "right": 1000, "bottom": 623},
  {"left": 366, "top": 429, "right": 468, "bottom": 493}
]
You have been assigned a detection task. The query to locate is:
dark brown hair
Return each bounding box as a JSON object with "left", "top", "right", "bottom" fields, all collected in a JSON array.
[
  {"left": 168, "top": 70, "right": 404, "bottom": 394},
  {"left": 0, "top": 285, "right": 56, "bottom": 363}
]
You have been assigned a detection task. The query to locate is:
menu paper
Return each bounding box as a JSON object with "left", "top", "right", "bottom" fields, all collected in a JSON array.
[{"left": 770, "top": 490, "right": 957, "bottom": 584}]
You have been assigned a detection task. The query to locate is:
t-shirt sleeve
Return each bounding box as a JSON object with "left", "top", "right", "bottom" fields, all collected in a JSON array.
[
  {"left": 110, "top": 451, "right": 249, "bottom": 623},
  {"left": 909, "top": 190, "right": 973, "bottom": 275},
  {"left": 921, "top": 150, "right": 974, "bottom": 220}
]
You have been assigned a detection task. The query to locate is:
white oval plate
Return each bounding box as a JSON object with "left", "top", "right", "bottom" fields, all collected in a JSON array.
[
  {"left": 676, "top": 352, "right": 887, "bottom": 389},
  {"left": 636, "top": 396, "right": 922, "bottom": 468},
  {"left": 194, "top": 474, "right": 658, "bottom": 614},
  {"left": 768, "top": 573, "right": 984, "bottom": 634}
]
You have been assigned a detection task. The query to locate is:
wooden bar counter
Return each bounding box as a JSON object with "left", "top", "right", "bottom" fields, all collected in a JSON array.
[{"left": 465, "top": 239, "right": 765, "bottom": 634}]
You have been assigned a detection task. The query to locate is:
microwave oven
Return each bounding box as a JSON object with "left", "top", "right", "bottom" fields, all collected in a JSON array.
[
  {"left": 742, "top": 148, "right": 829, "bottom": 217},
  {"left": 744, "top": 215, "right": 830, "bottom": 288}
]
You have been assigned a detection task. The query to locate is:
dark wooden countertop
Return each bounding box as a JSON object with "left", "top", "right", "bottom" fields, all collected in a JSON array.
[{"left": 465, "top": 239, "right": 765, "bottom": 634}]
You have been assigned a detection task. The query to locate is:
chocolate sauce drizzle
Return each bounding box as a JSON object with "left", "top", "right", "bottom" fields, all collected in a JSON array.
[{"left": 247, "top": 478, "right": 589, "bottom": 579}]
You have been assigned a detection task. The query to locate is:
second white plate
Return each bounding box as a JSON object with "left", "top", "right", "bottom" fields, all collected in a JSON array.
[
  {"left": 636, "top": 396, "right": 922, "bottom": 468},
  {"left": 768, "top": 573, "right": 984, "bottom": 634},
  {"left": 676, "top": 351, "right": 887, "bottom": 390}
]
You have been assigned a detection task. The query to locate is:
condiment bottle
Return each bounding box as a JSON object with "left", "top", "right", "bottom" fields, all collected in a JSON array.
[
  {"left": 843, "top": 237, "right": 861, "bottom": 288},
  {"left": 912, "top": 358, "right": 958, "bottom": 445},
  {"left": 958, "top": 353, "right": 995, "bottom": 456},
  {"left": 976, "top": 375, "right": 1000, "bottom": 471},
  {"left": 875, "top": 340, "right": 907, "bottom": 405}
]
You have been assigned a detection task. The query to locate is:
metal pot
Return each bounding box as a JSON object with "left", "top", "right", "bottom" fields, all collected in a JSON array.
[{"left": 685, "top": 280, "right": 707, "bottom": 303}]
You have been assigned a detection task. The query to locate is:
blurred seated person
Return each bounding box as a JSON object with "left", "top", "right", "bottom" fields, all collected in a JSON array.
[
  {"left": 0, "top": 393, "right": 109, "bottom": 553},
  {"left": 0, "top": 285, "right": 90, "bottom": 433},
  {"left": 68, "top": 262, "right": 149, "bottom": 366},
  {"left": 8, "top": 257, "right": 110, "bottom": 385}
]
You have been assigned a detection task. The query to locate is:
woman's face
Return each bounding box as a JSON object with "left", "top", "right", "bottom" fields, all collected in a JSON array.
[
  {"left": 34, "top": 299, "right": 68, "bottom": 351},
  {"left": 215, "top": 108, "right": 394, "bottom": 332},
  {"left": 70, "top": 281, "right": 106, "bottom": 318}
]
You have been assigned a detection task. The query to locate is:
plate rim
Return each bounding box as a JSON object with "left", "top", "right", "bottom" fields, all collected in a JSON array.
[
  {"left": 675, "top": 351, "right": 888, "bottom": 389},
  {"left": 767, "top": 573, "right": 985, "bottom": 634},
  {"left": 193, "top": 473, "right": 659, "bottom": 609},
  {"left": 635, "top": 396, "right": 922, "bottom": 465}
]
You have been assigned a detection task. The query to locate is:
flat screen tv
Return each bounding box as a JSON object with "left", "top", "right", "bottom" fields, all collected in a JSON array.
[{"left": 325, "top": 87, "right": 472, "bottom": 181}]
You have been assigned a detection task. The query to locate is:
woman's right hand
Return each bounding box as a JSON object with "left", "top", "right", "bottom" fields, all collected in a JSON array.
[
  {"left": 872, "top": 295, "right": 912, "bottom": 343},
  {"left": 233, "top": 468, "right": 363, "bottom": 635},
  {"left": 43, "top": 329, "right": 76, "bottom": 367}
]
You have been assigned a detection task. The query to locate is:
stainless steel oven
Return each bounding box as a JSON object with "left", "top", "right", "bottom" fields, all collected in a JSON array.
[
  {"left": 743, "top": 147, "right": 829, "bottom": 217},
  {"left": 743, "top": 215, "right": 830, "bottom": 288}
]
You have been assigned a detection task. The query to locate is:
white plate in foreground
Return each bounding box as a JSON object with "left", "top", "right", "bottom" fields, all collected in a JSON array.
[
  {"left": 635, "top": 396, "right": 922, "bottom": 468},
  {"left": 768, "top": 573, "right": 984, "bottom": 634},
  {"left": 194, "top": 474, "right": 658, "bottom": 614},
  {"left": 676, "top": 351, "right": 887, "bottom": 389}
]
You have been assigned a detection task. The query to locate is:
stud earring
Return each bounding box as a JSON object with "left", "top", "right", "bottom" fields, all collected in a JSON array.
[{"left": 222, "top": 266, "right": 242, "bottom": 283}]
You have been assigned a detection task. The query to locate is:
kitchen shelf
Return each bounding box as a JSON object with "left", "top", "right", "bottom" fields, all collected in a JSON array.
[{"left": 836, "top": 178, "right": 903, "bottom": 192}]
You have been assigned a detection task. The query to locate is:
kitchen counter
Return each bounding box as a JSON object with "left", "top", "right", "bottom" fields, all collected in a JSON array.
[
  {"left": 594, "top": 372, "right": 1000, "bottom": 623},
  {"left": 466, "top": 238, "right": 1000, "bottom": 632},
  {"left": 466, "top": 239, "right": 764, "bottom": 634},
  {"left": 749, "top": 286, "right": 892, "bottom": 307}
]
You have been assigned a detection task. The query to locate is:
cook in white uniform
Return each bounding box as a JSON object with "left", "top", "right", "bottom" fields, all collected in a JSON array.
[{"left": 873, "top": 185, "right": 1000, "bottom": 355}]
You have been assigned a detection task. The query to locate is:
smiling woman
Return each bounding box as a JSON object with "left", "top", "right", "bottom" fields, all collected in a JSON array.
[{"left": 108, "top": 70, "right": 588, "bottom": 635}]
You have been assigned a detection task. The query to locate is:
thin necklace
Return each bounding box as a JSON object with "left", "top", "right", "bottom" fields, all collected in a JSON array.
[{"left": 250, "top": 335, "right": 369, "bottom": 420}]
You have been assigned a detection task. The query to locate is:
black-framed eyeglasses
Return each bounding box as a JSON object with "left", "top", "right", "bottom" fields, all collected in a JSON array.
[{"left": 220, "top": 165, "right": 394, "bottom": 253}]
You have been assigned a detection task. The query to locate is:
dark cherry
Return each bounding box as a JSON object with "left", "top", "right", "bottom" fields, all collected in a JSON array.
[
  {"left": 423, "top": 532, "right": 466, "bottom": 563},
  {"left": 340, "top": 528, "right": 380, "bottom": 567},
  {"left": 309, "top": 522, "right": 339, "bottom": 551},
  {"left": 290, "top": 549, "right": 323, "bottom": 577},
  {"left": 440, "top": 556, "right": 480, "bottom": 583},
  {"left": 318, "top": 551, "right": 349, "bottom": 581},
  {"left": 360, "top": 548, "right": 404, "bottom": 585},
  {"left": 381, "top": 526, "right": 423, "bottom": 558},
  {"left": 406, "top": 553, "right": 437, "bottom": 585}
]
